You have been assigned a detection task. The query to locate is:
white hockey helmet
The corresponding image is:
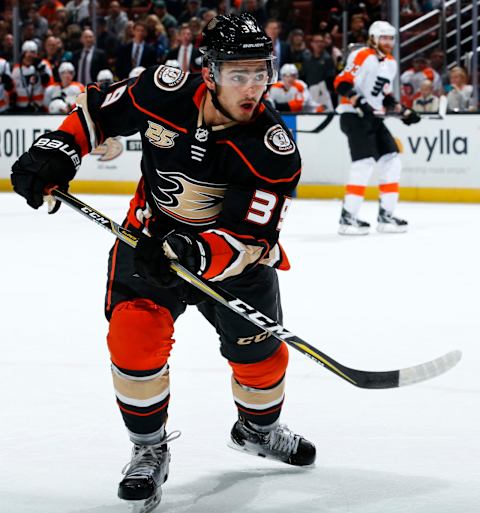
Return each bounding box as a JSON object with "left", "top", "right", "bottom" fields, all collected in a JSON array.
[
  {"left": 97, "top": 68, "right": 114, "bottom": 83},
  {"left": 368, "top": 21, "right": 396, "bottom": 43},
  {"left": 21, "top": 40, "right": 38, "bottom": 54},
  {"left": 58, "top": 61, "right": 75, "bottom": 75},
  {"left": 280, "top": 63, "right": 298, "bottom": 78},
  {"left": 128, "top": 66, "right": 146, "bottom": 78},
  {"left": 48, "top": 97, "right": 69, "bottom": 114}
]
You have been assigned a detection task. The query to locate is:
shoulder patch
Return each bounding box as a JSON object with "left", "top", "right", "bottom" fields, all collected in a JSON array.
[
  {"left": 154, "top": 65, "right": 189, "bottom": 91},
  {"left": 264, "top": 124, "right": 296, "bottom": 155}
]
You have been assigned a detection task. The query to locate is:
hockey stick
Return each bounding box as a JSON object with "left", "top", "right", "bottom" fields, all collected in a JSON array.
[{"left": 46, "top": 188, "right": 462, "bottom": 389}]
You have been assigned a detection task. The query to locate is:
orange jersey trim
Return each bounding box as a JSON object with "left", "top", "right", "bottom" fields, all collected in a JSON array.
[
  {"left": 117, "top": 399, "right": 170, "bottom": 417},
  {"left": 216, "top": 139, "right": 301, "bottom": 184},
  {"left": 201, "top": 231, "right": 235, "bottom": 280},
  {"left": 58, "top": 110, "right": 90, "bottom": 156},
  {"left": 334, "top": 47, "right": 376, "bottom": 90}
]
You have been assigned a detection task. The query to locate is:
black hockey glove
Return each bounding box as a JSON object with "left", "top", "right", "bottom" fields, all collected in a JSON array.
[
  {"left": 382, "top": 94, "right": 398, "bottom": 113},
  {"left": 134, "top": 232, "right": 208, "bottom": 288},
  {"left": 401, "top": 106, "right": 421, "bottom": 125},
  {"left": 353, "top": 95, "right": 375, "bottom": 118},
  {"left": 11, "top": 131, "right": 81, "bottom": 210}
]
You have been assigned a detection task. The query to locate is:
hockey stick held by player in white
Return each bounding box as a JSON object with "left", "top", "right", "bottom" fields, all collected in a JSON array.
[{"left": 44, "top": 188, "right": 462, "bottom": 390}]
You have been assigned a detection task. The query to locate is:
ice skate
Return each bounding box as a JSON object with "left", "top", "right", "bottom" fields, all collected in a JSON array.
[
  {"left": 338, "top": 208, "right": 370, "bottom": 235},
  {"left": 377, "top": 207, "right": 408, "bottom": 233},
  {"left": 118, "top": 431, "right": 180, "bottom": 513},
  {"left": 229, "top": 417, "right": 316, "bottom": 466}
]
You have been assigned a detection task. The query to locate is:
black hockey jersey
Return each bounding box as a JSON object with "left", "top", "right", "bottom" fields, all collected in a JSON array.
[{"left": 59, "top": 65, "right": 301, "bottom": 282}]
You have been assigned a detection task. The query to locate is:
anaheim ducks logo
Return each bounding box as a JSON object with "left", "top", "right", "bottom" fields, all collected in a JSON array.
[
  {"left": 151, "top": 169, "right": 227, "bottom": 225},
  {"left": 91, "top": 137, "right": 123, "bottom": 161}
]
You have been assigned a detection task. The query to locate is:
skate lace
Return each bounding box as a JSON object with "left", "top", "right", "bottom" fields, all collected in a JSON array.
[
  {"left": 267, "top": 424, "right": 300, "bottom": 455},
  {"left": 122, "top": 430, "right": 181, "bottom": 478}
]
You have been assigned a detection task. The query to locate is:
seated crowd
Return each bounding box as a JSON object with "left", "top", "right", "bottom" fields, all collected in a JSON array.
[{"left": 0, "top": 0, "right": 475, "bottom": 114}]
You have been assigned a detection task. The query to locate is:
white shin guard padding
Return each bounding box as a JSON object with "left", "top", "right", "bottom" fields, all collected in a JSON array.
[
  {"left": 377, "top": 152, "right": 401, "bottom": 184},
  {"left": 348, "top": 157, "right": 376, "bottom": 186}
]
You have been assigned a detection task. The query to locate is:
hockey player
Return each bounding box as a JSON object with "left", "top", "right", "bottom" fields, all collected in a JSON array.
[
  {"left": 268, "top": 63, "right": 321, "bottom": 112},
  {"left": 335, "top": 21, "right": 420, "bottom": 235},
  {"left": 10, "top": 13, "right": 315, "bottom": 513},
  {"left": 0, "top": 57, "right": 14, "bottom": 113},
  {"left": 43, "top": 62, "right": 85, "bottom": 113}
]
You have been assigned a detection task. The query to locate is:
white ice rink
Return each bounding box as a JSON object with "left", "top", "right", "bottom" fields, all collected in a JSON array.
[{"left": 1, "top": 193, "right": 479, "bottom": 513}]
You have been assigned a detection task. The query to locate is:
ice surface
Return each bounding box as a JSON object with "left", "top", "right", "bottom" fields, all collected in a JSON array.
[{"left": 1, "top": 194, "right": 479, "bottom": 513}]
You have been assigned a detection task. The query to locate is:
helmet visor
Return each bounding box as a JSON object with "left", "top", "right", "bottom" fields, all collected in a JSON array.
[{"left": 210, "top": 57, "right": 278, "bottom": 87}]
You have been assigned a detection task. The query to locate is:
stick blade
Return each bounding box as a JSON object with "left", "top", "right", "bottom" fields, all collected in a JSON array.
[{"left": 398, "top": 350, "right": 462, "bottom": 387}]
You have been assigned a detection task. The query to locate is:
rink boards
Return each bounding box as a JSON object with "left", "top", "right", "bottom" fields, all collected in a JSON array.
[{"left": 0, "top": 113, "right": 479, "bottom": 202}]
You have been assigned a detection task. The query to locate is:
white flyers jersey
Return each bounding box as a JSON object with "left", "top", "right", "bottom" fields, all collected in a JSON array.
[
  {"left": 267, "top": 79, "right": 319, "bottom": 113},
  {"left": 12, "top": 60, "right": 53, "bottom": 109},
  {"left": 334, "top": 47, "right": 397, "bottom": 114},
  {"left": 0, "top": 58, "right": 12, "bottom": 113}
]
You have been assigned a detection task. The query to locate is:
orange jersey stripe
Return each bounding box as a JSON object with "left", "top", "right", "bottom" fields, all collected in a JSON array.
[
  {"left": 201, "top": 231, "right": 235, "bottom": 280},
  {"left": 216, "top": 140, "right": 301, "bottom": 184},
  {"left": 58, "top": 110, "right": 91, "bottom": 156}
]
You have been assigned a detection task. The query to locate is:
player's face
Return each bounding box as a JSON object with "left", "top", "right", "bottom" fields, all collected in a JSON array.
[
  {"left": 216, "top": 60, "right": 268, "bottom": 122},
  {"left": 282, "top": 73, "right": 296, "bottom": 88},
  {"left": 60, "top": 70, "right": 73, "bottom": 86},
  {"left": 378, "top": 35, "right": 394, "bottom": 55}
]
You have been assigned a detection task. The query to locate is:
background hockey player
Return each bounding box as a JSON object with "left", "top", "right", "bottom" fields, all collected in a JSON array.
[
  {"left": 10, "top": 13, "right": 315, "bottom": 513},
  {"left": 268, "top": 63, "right": 322, "bottom": 112},
  {"left": 334, "top": 20, "right": 420, "bottom": 235},
  {"left": 43, "top": 62, "right": 85, "bottom": 114}
]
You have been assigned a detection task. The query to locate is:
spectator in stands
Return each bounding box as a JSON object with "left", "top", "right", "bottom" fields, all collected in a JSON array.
[
  {"left": 188, "top": 17, "right": 203, "bottom": 48},
  {"left": 412, "top": 79, "right": 439, "bottom": 112},
  {"left": 287, "top": 29, "right": 311, "bottom": 77},
  {"left": 151, "top": 0, "right": 178, "bottom": 32},
  {"left": 165, "top": 23, "right": 202, "bottom": 72},
  {"left": 364, "top": 0, "right": 383, "bottom": 22},
  {"left": 73, "top": 29, "right": 108, "bottom": 86},
  {"left": 178, "top": 0, "right": 202, "bottom": 24},
  {"left": 268, "top": 63, "right": 321, "bottom": 112},
  {"left": 106, "top": 1, "right": 129, "bottom": 39},
  {"left": 241, "top": 0, "right": 268, "bottom": 27},
  {"left": 2, "top": 33, "right": 14, "bottom": 65},
  {"left": 429, "top": 48, "right": 449, "bottom": 89},
  {"left": 400, "top": 54, "right": 442, "bottom": 96},
  {"left": 97, "top": 16, "right": 119, "bottom": 68},
  {"left": 43, "top": 61, "right": 84, "bottom": 113},
  {"left": 27, "top": 5, "right": 49, "bottom": 41},
  {"left": 65, "top": 0, "right": 90, "bottom": 25},
  {"left": 144, "top": 15, "right": 169, "bottom": 62},
  {"left": 39, "top": 0, "right": 64, "bottom": 25},
  {"left": 401, "top": 82, "right": 416, "bottom": 109},
  {"left": 43, "top": 36, "right": 62, "bottom": 82},
  {"left": 21, "top": 20, "right": 41, "bottom": 49},
  {"left": 347, "top": 14, "right": 368, "bottom": 44},
  {"left": 0, "top": 56, "right": 14, "bottom": 113},
  {"left": 318, "top": 7, "right": 341, "bottom": 36},
  {"left": 302, "top": 33, "right": 335, "bottom": 111},
  {"left": 264, "top": 19, "right": 290, "bottom": 68},
  {"left": 12, "top": 40, "right": 53, "bottom": 112},
  {"left": 323, "top": 31, "right": 343, "bottom": 71},
  {"left": 400, "top": 0, "right": 420, "bottom": 14},
  {"left": 446, "top": 66, "right": 474, "bottom": 112},
  {"left": 65, "top": 23, "right": 83, "bottom": 53},
  {"left": 117, "top": 21, "right": 157, "bottom": 79},
  {"left": 202, "top": 10, "right": 217, "bottom": 26},
  {"left": 121, "top": 21, "right": 135, "bottom": 45}
]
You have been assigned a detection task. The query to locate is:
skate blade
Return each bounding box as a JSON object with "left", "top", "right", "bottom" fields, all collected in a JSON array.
[
  {"left": 127, "top": 490, "right": 162, "bottom": 513},
  {"left": 227, "top": 441, "right": 315, "bottom": 468},
  {"left": 376, "top": 223, "right": 408, "bottom": 234},
  {"left": 338, "top": 225, "right": 369, "bottom": 236}
]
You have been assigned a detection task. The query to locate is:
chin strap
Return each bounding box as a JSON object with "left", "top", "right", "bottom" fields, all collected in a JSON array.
[{"left": 209, "top": 86, "right": 236, "bottom": 121}]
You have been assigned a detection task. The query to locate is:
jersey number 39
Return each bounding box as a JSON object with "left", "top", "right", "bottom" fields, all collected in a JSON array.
[{"left": 246, "top": 190, "right": 292, "bottom": 231}]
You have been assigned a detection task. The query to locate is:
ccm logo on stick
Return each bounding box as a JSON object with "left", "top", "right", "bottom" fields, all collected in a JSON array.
[
  {"left": 229, "top": 299, "right": 294, "bottom": 339},
  {"left": 80, "top": 206, "right": 110, "bottom": 225}
]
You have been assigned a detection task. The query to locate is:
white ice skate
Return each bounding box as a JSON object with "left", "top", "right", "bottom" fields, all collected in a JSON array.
[
  {"left": 338, "top": 208, "right": 370, "bottom": 235},
  {"left": 377, "top": 207, "right": 408, "bottom": 233},
  {"left": 229, "top": 418, "right": 316, "bottom": 466},
  {"left": 118, "top": 431, "right": 180, "bottom": 513}
]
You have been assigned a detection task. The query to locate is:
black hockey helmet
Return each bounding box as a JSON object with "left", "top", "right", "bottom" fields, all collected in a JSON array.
[
  {"left": 200, "top": 13, "right": 278, "bottom": 86},
  {"left": 200, "top": 13, "right": 273, "bottom": 61}
]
